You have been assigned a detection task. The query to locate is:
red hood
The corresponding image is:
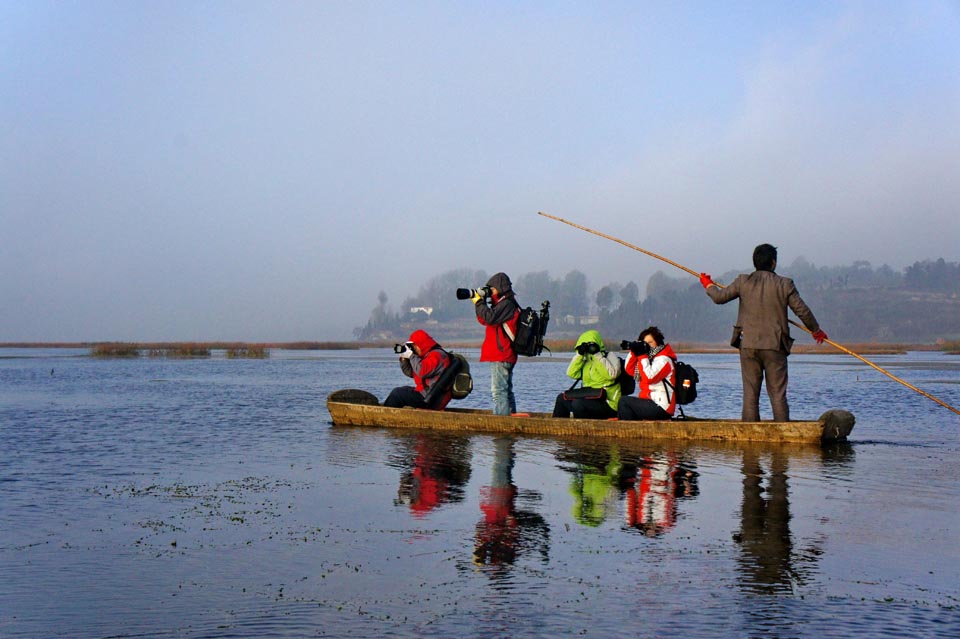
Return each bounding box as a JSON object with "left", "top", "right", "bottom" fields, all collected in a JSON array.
[{"left": 409, "top": 329, "right": 439, "bottom": 353}]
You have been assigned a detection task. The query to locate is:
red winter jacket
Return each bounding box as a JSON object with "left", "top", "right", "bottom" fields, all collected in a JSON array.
[
  {"left": 403, "top": 330, "right": 453, "bottom": 409},
  {"left": 474, "top": 273, "right": 520, "bottom": 364},
  {"left": 625, "top": 344, "right": 678, "bottom": 416}
]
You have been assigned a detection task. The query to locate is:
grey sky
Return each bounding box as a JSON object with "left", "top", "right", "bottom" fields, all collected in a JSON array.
[{"left": 2, "top": 1, "right": 958, "bottom": 341}]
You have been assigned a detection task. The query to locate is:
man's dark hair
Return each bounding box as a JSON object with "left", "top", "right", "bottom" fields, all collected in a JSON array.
[
  {"left": 753, "top": 244, "right": 778, "bottom": 271},
  {"left": 638, "top": 326, "right": 665, "bottom": 347}
]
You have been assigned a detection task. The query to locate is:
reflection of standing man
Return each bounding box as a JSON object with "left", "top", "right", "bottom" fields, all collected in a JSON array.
[
  {"left": 473, "top": 273, "right": 520, "bottom": 415},
  {"left": 474, "top": 437, "right": 550, "bottom": 567},
  {"left": 474, "top": 437, "right": 519, "bottom": 565},
  {"left": 736, "top": 449, "right": 793, "bottom": 592},
  {"left": 700, "top": 244, "right": 827, "bottom": 421}
]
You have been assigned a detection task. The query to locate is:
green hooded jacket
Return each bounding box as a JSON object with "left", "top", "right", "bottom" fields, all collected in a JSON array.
[{"left": 565, "top": 329, "right": 621, "bottom": 410}]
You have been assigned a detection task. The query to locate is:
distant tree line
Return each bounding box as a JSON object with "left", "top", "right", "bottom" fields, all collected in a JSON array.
[
  {"left": 353, "top": 268, "right": 593, "bottom": 340},
  {"left": 354, "top": 259, "right": 960, "bottom": 343}
]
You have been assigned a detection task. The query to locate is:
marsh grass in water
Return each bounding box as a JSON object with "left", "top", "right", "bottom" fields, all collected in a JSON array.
[
  {"left": 226, "top": 345, "right": 270, "bottom": 359},
  {"left": 939, "top": 339, "right": 960, "bottom": 354},
  {"left": 146, "top": 343, "right": 211, "bottom": 358},
  {"left": 90, "top": 343, "right": 140, "bottom": 358}
]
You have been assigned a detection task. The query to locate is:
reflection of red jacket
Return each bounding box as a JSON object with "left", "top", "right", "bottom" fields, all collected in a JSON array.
[
  {"left": 408, "top": 464, "right": 443, "bottom": 517},
  {"left": 405, "top": 441, "right": 449, "bottom": 517},
  {"left": 403, "top": 330, "right": 453, "bottom": 409},
  {"left": 480, "top": 485, "right": 517, "bottom": 523},
  {"left": 475, "top": 485, "right": 519, "bottom": 565},
  {"left": 626, "top": 453, "right": 678, "bottom": 533}
]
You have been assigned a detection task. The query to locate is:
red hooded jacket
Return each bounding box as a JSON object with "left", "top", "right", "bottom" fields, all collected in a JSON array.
[
  {"left": 404, "top": 329, "right": 453, "bottom": 409},
  {"left": 474, "top": 272, "right": 520, "bottom": 364}
]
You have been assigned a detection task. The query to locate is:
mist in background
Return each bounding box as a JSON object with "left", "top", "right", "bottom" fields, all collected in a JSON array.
[{"left": 3, "top": 1, "right": 958, "bottom": 341}]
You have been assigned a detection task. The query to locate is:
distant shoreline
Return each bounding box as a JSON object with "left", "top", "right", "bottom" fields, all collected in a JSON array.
[{"left": 0, "top": 340, "right": 954, "bottom": 356}]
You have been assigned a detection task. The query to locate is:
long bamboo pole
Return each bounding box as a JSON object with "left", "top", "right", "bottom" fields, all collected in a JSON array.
[{"left": 539, "top": 210, "right": 960, "bottom": 416}]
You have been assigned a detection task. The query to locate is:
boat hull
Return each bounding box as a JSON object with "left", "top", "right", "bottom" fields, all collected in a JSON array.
[{"left": 326, "top": 390, "right": 854, "bottom": 444}]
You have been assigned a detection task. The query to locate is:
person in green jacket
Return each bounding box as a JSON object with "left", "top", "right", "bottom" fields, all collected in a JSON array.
[{"left": 552, "top": 329, "right": 622, "bottom": 419}]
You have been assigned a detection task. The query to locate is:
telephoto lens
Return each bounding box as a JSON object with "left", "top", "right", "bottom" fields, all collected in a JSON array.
[
  {"left": 393, "top": 343, "right": 408, "bottom": 355},
  {"left": 620, "top": 340, "right": 631, "bottom": 351},
  {"left": 455, "top": 288, "right": 472, "bottom": 300}
]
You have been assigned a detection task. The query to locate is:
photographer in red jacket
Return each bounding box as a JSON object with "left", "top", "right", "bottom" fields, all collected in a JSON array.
[
  {"left": 384, "top": 329, "right": 453, "bottom": 410},
  {"left": 472, "top": 272, "right": 520, "bottom": 415}
]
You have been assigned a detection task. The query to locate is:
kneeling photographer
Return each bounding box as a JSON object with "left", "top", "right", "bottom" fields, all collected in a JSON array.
[
  {"left": 553, "top": 329, "right": 621, "bottom": 419},
  {"left": 618, "top": 326, "right": 678, "bottom": 421},
  {"left": 383, "top": 329, "right": 454, "bottom": 410}
]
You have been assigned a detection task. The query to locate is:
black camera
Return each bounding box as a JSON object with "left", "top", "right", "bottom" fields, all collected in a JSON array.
[
  {"left": 456, "top": 286, "right": 491, "bottom": 300},
  {"left": 393, "top": 342, "right": 413, "bottom": 355},
  {"left": 576, "top": 342, "right": 600, "bottom": 356},
  {"left": 621, "top": 340, "right": 649, "bottom": 356}
]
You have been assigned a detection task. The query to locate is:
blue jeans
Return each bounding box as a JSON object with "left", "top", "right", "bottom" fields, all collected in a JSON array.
[{"left": 490, "top": 361, "right": 516, "bottom": 416}]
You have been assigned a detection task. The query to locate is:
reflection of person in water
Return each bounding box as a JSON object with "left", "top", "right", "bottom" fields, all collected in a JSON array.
[
  {"left": 473, "top": 437, "right": 550, "bottom": 567},
  {"left": 735, "top": 449, "right": 795, "bottom": 592},
  {"left": 625, "top": 451, "right": 699, "bottom": 537},
  {"left": 394, "top": 434, "right": 472, "bottom": 518},
  {"left": 568, "top": 448, "right": 624, "bottom": 527}
]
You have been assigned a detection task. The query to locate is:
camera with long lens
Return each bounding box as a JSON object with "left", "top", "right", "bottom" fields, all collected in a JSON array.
[
  {"left": 575, "top": 342, "right": 600, "bottom": 356},
  {"left": 620, "top": 339, "right": 650, "bottom": 355},
  {"left": 393, "top": 342, "right": 414, "bottom": 355},
  {"left": 455, "top": 286, "right": 491, "bottom": 300}
]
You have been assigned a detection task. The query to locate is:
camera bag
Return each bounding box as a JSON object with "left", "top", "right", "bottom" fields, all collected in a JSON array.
[
  {"left": 423, "top": 351, "right": 473, "bottom": 406},
  {"left": 511, "top": 301, "right": 551, "bottom": 357},
  {"left": 562, "top": 386, "right": 606, "bottom": 401},
  {"left": 448, "top": 352, "right": 473, "bottom": 400}
]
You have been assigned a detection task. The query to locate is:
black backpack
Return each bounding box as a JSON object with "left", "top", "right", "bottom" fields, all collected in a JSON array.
[
  {"left": 665, "top": 359, "right": 699, "bottom": 405},
  {"left": 511, "top": 301, "right": 551, "bottom": 357},
  {"left": 616, "top": 356, "right": 636, "bottom": 396}
]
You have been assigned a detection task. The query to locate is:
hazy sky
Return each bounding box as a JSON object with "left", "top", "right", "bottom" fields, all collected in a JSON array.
[{"left": 3, "top": 1, "right": 958, "bottom": 341}]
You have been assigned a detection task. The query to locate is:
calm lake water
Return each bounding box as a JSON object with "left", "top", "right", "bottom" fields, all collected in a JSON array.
[{"left": 2, "top": 347, "right": 959, "bottom": 638}]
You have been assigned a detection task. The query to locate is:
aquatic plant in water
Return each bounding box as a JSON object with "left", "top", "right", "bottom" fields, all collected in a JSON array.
[{"left": 90, "top": 343, "right": 140, "bottom": 358}]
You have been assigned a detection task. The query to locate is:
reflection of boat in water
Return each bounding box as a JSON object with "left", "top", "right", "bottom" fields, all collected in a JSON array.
[{"left": 327, "top": 389, "right": 855, "bottom": 445}]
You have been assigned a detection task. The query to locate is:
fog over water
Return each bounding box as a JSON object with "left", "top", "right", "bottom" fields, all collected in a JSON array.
[{"left": 2, "top": 2, "right": 959, "bottom": 341}]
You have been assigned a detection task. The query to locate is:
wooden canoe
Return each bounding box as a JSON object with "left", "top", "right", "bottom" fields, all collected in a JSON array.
[{"left": 326, "top": 389, "right": 855, "bottom": 444}]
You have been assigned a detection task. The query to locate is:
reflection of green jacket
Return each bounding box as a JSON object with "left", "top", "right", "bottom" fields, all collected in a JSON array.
[
  {"left": 566, "top": 329, "right": 621, "bottom": 410},
  {"left": 569, "top": 451, "right": 622, "bottom": 527}
]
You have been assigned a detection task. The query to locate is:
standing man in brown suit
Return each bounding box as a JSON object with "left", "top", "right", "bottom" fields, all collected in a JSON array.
[{"left": 699, "top": 244, "right": 828, "bottom": 422}]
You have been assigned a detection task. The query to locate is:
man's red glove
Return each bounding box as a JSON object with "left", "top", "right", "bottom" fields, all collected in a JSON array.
[
  {"left": 699, "top": 273, "right": 715, "bottom": 289},
  {"left": 812, "top": 329, "right": 828, "bottom": 344}
]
